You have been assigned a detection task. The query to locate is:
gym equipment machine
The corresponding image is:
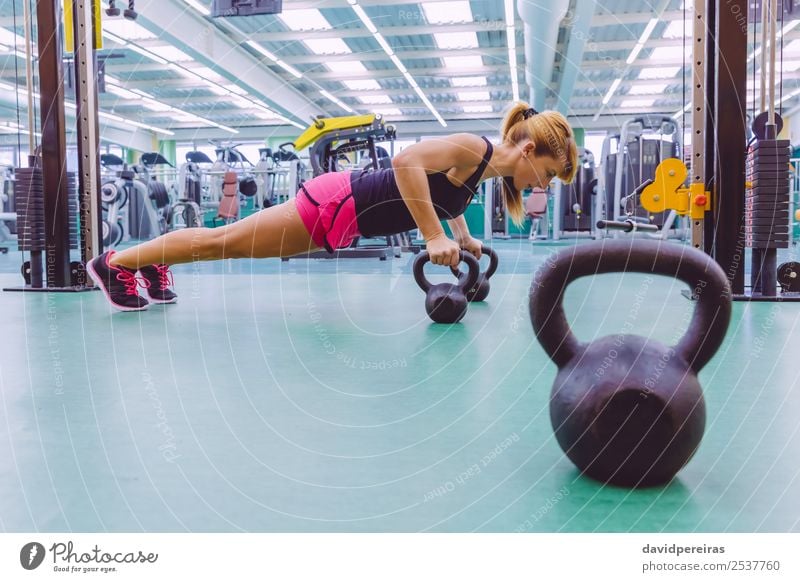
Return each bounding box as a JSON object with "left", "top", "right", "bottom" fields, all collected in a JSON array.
[{"left": 599, "top": 116, "right": 686, "bottom": 240}]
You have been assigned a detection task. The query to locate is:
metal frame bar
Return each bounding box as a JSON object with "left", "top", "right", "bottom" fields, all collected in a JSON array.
[
  {"left": 36, "top": 0, "right": 71, "bottom": 288},
  {"left": 74, "top": 0, "right": 102, "bottom": 270}
]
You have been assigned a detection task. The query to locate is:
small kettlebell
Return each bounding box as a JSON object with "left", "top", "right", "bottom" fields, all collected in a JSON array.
[
  {"left": 529, "top": 240, "right": 731, "bottom": 487},
  {"left": 450, "top": 245, "right": 499, "bottom": 302},
  {"left": 414, "top": 251, "right": 480, "bottom": 323}
]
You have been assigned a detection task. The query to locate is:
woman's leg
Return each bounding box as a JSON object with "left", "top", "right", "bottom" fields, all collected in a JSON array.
[{"left": 109, "top": 199, "right": 320, "bottom": 270}]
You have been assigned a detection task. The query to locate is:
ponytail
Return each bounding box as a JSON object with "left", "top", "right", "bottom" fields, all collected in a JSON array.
[{"left": 498, "top": 102, "right": 578, "bottom": 226}]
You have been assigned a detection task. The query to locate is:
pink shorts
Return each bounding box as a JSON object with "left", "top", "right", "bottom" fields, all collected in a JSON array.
[{"left": 295, "top": 171, "right": 361, "bottom": 253}]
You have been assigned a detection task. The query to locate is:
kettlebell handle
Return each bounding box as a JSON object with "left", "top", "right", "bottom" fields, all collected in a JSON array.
[
  {"left": 413, "top": 250, "right": 480, "bottom": 294},
  {"left": 450, "top": 245, "right": 499, "bottom": 280},
  {"left": 529, "top": 240, "right": 731, "bottom": 372}
]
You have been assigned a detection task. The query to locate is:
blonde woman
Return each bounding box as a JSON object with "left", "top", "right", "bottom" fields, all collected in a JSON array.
[{"left": 88, "top": 103, "right": 578, "bottom": 311}]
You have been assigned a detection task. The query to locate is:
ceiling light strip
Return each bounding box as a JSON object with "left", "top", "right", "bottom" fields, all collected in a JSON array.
[
  {"left": 348, "top": 0, "right": 445, "bottom": 125},
  {"left": 504, "top": 0, "right": 519, "bottom": 102}
]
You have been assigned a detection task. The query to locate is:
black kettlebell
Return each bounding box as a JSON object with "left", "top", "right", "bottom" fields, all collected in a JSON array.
[
  {"left": 529, "top": 240, "right": 731, "bottom": 487},
  {"left": 414, "top": 251, "right": 480, "bottom": 323},
  {"left": 450, "top": 245, "right": 499, "bottom": 302}
]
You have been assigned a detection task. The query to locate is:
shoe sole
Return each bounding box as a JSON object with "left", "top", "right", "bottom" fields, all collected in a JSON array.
[
  {"left": 86, "top": 259, "right": 150, "bottom": 312},
  {"left": 147, "top": 295, "right": 178, "bottom": 304}
]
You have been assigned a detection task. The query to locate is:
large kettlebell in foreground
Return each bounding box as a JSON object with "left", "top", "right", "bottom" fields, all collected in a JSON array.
[
  {"left": 414, "top": 251, "right": 480, "bottom": 323},
  {"left": 530, "top": 240, "right": 731, "bottom": 487},
  {"left": 450, "top": 245, "right": 499, "bottom": 302}
]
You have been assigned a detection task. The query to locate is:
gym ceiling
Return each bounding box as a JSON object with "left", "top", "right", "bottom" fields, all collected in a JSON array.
[{"left": 0, "top": 0, "right": 798, "bottom": 143}]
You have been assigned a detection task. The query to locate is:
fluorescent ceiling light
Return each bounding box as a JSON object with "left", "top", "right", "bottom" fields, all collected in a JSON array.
[
  {"left": 463, "top": 105, "right": 493, "bottom": 113},
  {"left": 620, "top": 98, "right": 656, "bottom": 108},
  {"left": 246, "top": 40, "right": 278, "bottom": 61},
  {"left": 352, "top": 4, "right": 377, "bottom": 34},
  {"left": 102, "top": 31, "right": 127, "bottom": 46},
  {"left": 784, "top": 39, "right": 800, "bottom": 54},
  {"left": 648, "top": 45, "right": 690, "bottom": 61},
  {"left": 672, "top": 101, "right": 692, "bottom": 119},
  {"left": 457, "top": 91, "right": 490, "bottom": 101},
  {"left": 504, "top": 0, "right": 515, "bottom": 26},
  {"left": 422, "top": 1, "right": 473, "bottom": 24},
  {"left": 443, "top": 55, "right": 484, "bottom": 69},
  {"left": 373, "top": 108, "right": 402, "bottom": 116},
  {"left": 451, "top": 76, "right": 488, "bottom": 87},
  {"left": 183, "top": 0, "right": 210, "bottom": 16},
  {"left": 783, "top": 61, "right": 800, "bottom": 72},
  {"left": 389, "top": 54, "right": 407, "bottom": 73},
  {"left": 149, "top": 45, "right": 193, "bottom": 62},
  {"left": 128, "top": 44, "right": 168, "bottom": 64},
  {"left": 510, "top": 64, "right": 519, "bottom": 102},
  {"left": 342, "top": 79, "right": 381, "bottom": 90},
  {"left": 225, "top": 84, "right": 247, "bottom": 95},
  {"left": 319, "top": 89, "right": 356, "bottom": 113},
  {"left": 277, "top": 60, "right": 303, "bottom": 78},
  {"left": 433, "top": 32, "right": 479, "bottom": 49},
  {"left": 662, "top": 20, "right": 688, "bottom": 39},
  {"left": 0, "top": 27, "right": 25, "bottom": 49},
  {"left": 190, "top": 66, "right": 225, "bottom": 83},
  {"left": 278, "top": 9, "right": 331, "bottom": 31},
  {"left": 349, "top": 3, "right": 445, "bottom": 127},
  {"left": 602, "top": 78, "right": 622, "bottom": 104},
  {"left": 638, "top": 66, "right": 681, "bottom": 79},
  {"left": 627, "top": 82, "right": 669, "bottom": 95},
  {"left": 781, "top": 20, "right": 800, "bottom": 38},
  {"left": 779, "top": 87, "right": 800, "bottom": 103},
  {"left": 374, "top": 33, "right": 394, "bottom": 56},
  {"left": 626, "top": 18, "right": 658, "bottom": 65},
  {"left": 749, "top": 21, "right": 800, "bottom": 62},
  {"left": 304, "top": 38, "right": 352, "bottom": 55},
  {"left": 106, "top": 84, "right": 140, "bottom": 100},
  {"left": 504, "top": 0, "right": 518, "bottom": 102},
  {"left": 358, "top": 94, "right": 393, "bottom": 104},
  {"left": 103, "top": 19, "right": 156, "bottom": 40},
  {"left": 141, "top": 99, "right": 173, "bottom": 112},
  {"left": 327, "top": 60, "right": 368, "bottom": 74},
  {"left": 253, "top": 109, "right": 278, "bottom": 120}
]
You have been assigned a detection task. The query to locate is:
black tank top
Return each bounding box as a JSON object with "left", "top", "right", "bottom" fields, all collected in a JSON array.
[{"left": 350, "top": 137, "right": 493, "bottom": 237}]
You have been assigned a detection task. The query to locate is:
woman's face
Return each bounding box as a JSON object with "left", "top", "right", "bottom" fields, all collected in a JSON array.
[{"left": 512, "top": 140, "right": 561, "bottom": 191}]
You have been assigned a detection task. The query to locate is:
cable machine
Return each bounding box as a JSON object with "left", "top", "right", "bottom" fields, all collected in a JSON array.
[{"left": 601, "top": 0, "right": 799, "bottom": 300}]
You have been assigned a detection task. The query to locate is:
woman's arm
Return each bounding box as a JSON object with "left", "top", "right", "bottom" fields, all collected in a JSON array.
[
  {"left": 392, "top": 134, "right": 486, "bottom": 265},
  {"left": 447, "top": 215, "right": 470, "bottom": 243},
  {"left": 448, "top": 215, "right": 482, "bottom": 259}
]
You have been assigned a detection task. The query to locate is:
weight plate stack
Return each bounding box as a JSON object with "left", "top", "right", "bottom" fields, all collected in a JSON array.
[
  {"left": 745, "top": 139, "right": 791, "bottom": 249},
  {"left": 14, "top": 167, "right": 45, "bottom": 252}
]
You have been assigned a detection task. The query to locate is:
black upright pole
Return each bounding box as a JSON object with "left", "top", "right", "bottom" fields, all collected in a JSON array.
[
  {"left": 36, "top": 0, "right": 72, "bottom": 288},
  {"left": 712, "top": 0, "right": 748, "bottom": 295}
]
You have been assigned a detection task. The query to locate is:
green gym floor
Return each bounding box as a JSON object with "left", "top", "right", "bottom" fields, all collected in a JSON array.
[{"left": 1, "top": 239, "right": 799, "bottom": 533}]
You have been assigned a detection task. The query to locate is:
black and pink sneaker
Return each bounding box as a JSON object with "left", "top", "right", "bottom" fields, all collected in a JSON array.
[
  {"left": 86, "top": 251, "right": 150, "bottom": 311},
  {"left": 138, "top": 264, "right": 178, "bottom": 304}
]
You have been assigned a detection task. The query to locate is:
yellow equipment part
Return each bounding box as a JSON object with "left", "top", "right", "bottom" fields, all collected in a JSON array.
[
  {"left": 640, "top": 158, "right": 711, "bottom": 220},
  {"left": 293, "top": 114, "right": 378, "bottom": 152},
  {"left": 63, "top": 0, "right": 103, "bottom": 53}
]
